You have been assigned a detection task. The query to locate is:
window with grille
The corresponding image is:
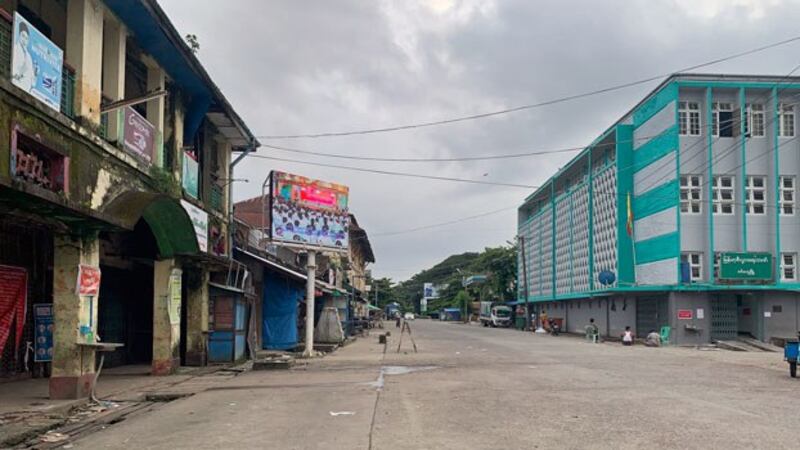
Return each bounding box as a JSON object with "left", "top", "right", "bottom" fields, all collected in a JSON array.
[
  {"left": 781, "top": 253, "right": 797, "bottom": 281},
  {"left": 745, "top": 176, "right": 766, "bottom": 215},
  {"left": 713, "top": 252, "right": 721, "bottom": 279},
  {"left": 681, "top": 252, "right": 703, "bottom": 281},
  {"left": 780, "top": 176, "right": 795, "bottom": 216},
  {"left": 712, "top": 175, "right": 735, "bottom": 215},
  {"left": 779, "top": 103, "right": 795, "bottom": 137},
  {"left": 680, "top": 175, "right": 702, "bottom": 214},
  {"left": 746, "top": 104, "right": 765, "bottom": 137},
  {"left": 679, "top": 101, "right": 701, "bottom": 136},
  {"left": 712, "top": 102, "right": 733, "bottom": 137}
]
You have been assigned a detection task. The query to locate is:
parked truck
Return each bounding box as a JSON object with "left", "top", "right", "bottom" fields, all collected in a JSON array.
[{"left": 479, "top": 301, "right": 512, "bottom": 327}]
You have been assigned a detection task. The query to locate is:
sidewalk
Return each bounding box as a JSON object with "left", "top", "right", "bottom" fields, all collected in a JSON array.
[{"left": 0, "top": 364, "right": 243, "bottom": 448}]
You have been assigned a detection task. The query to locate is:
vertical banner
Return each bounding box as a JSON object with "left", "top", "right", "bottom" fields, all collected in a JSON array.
[
  {"left": 77, "top": 265, "right": 101, "bottom": 296},
  {"left": 168, "top": 269, "right": 182, "bottom": 325},
  {"left": 0, "top": 265, "right": 27, "bottom": 353},
  {"left": 33, "top": 303, "right": 54, "bottom": 362},
  {"left": 11, "top": 12, "right": 63, "bottom": 111},
  {"left": 182, "top": 151, "right": 199, "bottom": 198}
]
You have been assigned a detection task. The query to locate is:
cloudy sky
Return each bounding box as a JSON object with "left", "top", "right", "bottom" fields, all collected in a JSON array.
[{"left": 161, "top": 0, "right": 800, "bottom": 281}]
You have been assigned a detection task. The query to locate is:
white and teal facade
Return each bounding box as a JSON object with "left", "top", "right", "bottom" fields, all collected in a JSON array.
[{"left": 518, "top": 74, "right": 800, "bottom": 345}]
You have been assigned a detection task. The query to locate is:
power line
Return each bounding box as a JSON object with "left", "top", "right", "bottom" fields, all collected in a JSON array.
[
  {"left": 372, "top": 206, "right": 517, "bottom": 236},
  {"left": 257, "top": 35, "right": 800, "bottom": 139},
  {"left": 247, "top": 154, "right": 538, "bottom": 189}
]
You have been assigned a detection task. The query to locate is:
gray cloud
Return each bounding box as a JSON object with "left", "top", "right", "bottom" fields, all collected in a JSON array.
[{"left": 160, "top": 0, "right": 800, "bottom": 280}]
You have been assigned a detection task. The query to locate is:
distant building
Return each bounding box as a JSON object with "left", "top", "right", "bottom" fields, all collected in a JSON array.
[{"left": 518, "top": 73, "right": 800, "bottom": 345}]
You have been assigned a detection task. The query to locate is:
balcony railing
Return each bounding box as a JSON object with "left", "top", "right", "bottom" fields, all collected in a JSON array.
[{"left": 0, "top": 9, "right": 75, "bottom": 119}]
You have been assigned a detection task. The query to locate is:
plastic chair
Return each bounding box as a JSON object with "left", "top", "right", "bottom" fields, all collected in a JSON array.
[{"left": 660, "top": 326, "right": 671, "bottom": 346}]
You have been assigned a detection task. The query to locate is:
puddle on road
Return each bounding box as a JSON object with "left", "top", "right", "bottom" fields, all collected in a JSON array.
[{"left": 368, "top": 365, "right": 440, "bottom": 390}]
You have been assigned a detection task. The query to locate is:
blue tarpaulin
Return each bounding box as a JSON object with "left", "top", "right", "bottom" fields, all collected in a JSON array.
[{"left": 263, "top": 271, "right": 303, "bottom": 350}]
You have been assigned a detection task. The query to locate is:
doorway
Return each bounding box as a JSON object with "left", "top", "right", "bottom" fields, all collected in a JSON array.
[{"left": 710, "top": 295, "right": 738, "bottom": 341}]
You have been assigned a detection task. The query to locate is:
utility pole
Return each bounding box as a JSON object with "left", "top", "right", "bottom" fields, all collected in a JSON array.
[
  {"left": 520, "top": 236, "right": 531, "bottom": 331},
  {"left": 303, "top": 250, "right": 316, "bottom": 357}
]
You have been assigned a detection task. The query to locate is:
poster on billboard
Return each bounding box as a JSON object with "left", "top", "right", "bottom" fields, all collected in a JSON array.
[
  {"left": 11, "top": 13, "right": 63, "bottom": 112},
  {"left": 269, "top": 171, "right": 350, "bottom": 252},
  {"left": 423, "top": 283, "right": 440, "bottom": 300}
]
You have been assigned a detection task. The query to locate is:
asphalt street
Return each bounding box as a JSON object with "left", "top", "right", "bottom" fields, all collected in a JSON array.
[{"left": 67, "top": 320, "right": 797, "bottom": 449}]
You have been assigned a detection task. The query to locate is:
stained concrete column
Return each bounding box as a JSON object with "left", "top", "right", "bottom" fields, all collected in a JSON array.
[
  {"left": 66, "top": 0, "right": 104, "bottom": 124},
  {"left": 152, "top": 260, "right": 181, "bottom": 375},
  {"left": 101, "top": 15, "right": 126, "bottom": 141},
  {"left": 50, "top": 234, "right": 100, "bottom": 399},
  {"left": 185, "top": 268, "right": 209, "bottom": 366},
  {"left": 146, "top": 66, "right": 166, "bottom": 166}
]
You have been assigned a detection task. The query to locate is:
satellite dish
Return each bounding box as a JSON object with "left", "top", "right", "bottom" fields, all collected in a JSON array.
[{"left": 598, "top": 271, "right": 616, "bottom": 286}]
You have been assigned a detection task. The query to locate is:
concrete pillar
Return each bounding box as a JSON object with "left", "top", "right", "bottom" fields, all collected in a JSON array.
[
  {"left": 49, "top": 234, "right": 100, "bottom": 399},
  {"left": 185, "top": 268, "right": 209, "bottom": 366},
  {"left": 152, "top": 260, "right": 181, "bottom": 375},
  {"left": 146, "top": 66, "right": 166, "bottom": 166},
  {"left": 101, "top": 15, "right": 126, "bottom": 141},
  {"left": 66, "top": 0, "right": 104, "bottom": 125}
]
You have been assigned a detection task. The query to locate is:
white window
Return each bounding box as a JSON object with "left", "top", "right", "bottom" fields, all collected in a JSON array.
[
  {"left": 679, "top": 101, "right": 701, "bottom": 136},
  {"left": 779, "top": 103, "right": 795, "bottom": 137},
  {"left": 781, "top": 253, "right": 797, "bottom": 281},
  {"left": 712, "top": 102, "right": 733, "bottom": 137},
  {"left": 745, "top": 176, "right": 766, "bottom": 215},
  {"left": 780, "top": 176, "right": 795, "bottom": 216},
  {"left": 680, "top": 175, "right": 702, "bottom": 214},
  {"left": 713, "top": 252, "right": 721, "bottom": 279},
  {"left": 712, "top": 175, "right": 735, "bottom": 215},
  {"left": 681, "top": 252, "right": 703, "bottom": 281},
  {"left": 746, "top": 104, "right": 765, "bottom": 137}
]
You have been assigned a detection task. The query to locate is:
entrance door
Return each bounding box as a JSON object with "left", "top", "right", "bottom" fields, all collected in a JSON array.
[
  {"left": 710, "top": 295, "right": 738, "bottom": 341},
  {"left": 636, "top": 297, "right": 667, "bottom": 338}
]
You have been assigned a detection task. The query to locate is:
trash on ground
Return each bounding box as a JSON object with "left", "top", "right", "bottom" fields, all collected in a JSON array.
[{"left": 329, "top": 411, "right": 356, "bottom": 416}]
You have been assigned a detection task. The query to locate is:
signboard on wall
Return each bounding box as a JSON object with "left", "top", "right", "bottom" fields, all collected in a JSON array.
[
  {"left": 181, "top": 200, "right": 208, "bottom": 252},
  {"left": 33, "top": 303, "right": 53, "bottom": 362},
  {"left": 123, "top": 106, "right": 155, "bottom": 164},
  {"left": 718, "top": 252, "right": 772, "bottom": 281},
  {"left": 11, "top": 12, "right": 63, "bottom": 111},
  {"left": 677, "top": 309, "right": 693, "bottom": 320},
  {"left": 0, "top": 265, "right": 27, "bottom": 353},
  {"left": 182, "top": 151, "right": 199, "bottom": 198},
  {"left": 269, "top": 171, "right": 350, "bottom": 252},
  {"left": 77, "top": 265, "right": 101, "bottom": 296},
  {"left": 168, "top": 269, "right": 182, "bottom": 325}
]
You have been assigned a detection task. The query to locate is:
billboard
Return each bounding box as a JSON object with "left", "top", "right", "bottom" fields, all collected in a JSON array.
[
  {"left": 12, "top": 12, "right": 63, "bottom": 111},
  {"left": 270, "top": 171, "right": 349, "bottom": 251},
  {"left": 423, "top": 283, "right": 440, "bottom": 299}
]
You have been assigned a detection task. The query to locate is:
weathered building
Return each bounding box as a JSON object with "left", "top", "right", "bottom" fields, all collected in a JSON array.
[
  {"left": 0, "top": 0, "right": 258, "bottom": 398},
  {"left": 518, "top": 73, "right": 800, "bottom": 346}
]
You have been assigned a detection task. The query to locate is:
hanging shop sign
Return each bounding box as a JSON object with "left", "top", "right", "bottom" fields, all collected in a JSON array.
[
  {"left": 33, "top": 303, "right": 54, "bottom": 362},
  {"left": 77, "top": 265, "right": 101, "bottom": 296},
  {"left": 718, "top": 252, "right": 772, "bottom": 281},
  {"left": 181, "top": 199, "right": 208, "bottom": 252},
  {"left": 269, "top": 171, "right": 350, "bottom": 252},
  {"left": 0, "top": 265, "right": 27, "bottom": 353},
  {"left": 182, "top": 151, "right": 199, "bottom": 198},
  {"left": 123, "top": 106, "right": 155, "bottom": 164},
  {"left": 11, "top": 12, "right": 63, "bottom": 111}
]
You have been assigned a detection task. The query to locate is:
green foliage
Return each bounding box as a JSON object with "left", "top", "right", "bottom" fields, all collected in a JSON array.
[
  {"left": 148, "top": 165, "right": 181, "bottom": 197},
  {"left": 383, "top": 243, "right": 518, "bottom": 314}
]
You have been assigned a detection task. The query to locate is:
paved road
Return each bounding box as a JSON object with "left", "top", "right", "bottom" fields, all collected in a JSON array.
[{"left": 68, "top": 320, "right": 796, "bottom": 449}]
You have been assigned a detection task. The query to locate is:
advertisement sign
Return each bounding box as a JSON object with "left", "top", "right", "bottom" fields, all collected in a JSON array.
[
  {"left": 11, "top": 13, "right": 63, "bottom": 111},
  {"left": 33, "top": 303, "right": 53, "bottom": 362},
  {"left": 181, "top": 200, "right": 208, "bottom": 252},
  {"left": 168, "top": 269, "right": 182, "bottom": 325},
  {"left": 677, "top": 309, "right": 693, "bottom": 320},
  {"left": 0, "top": 265, "right": 27, "bottom": 353},
  {"left": 269, "top": 171, "right": 350, "bottom": 251},
  {"left": 123, "top": 106, "right": 155, "bottom": 164},
  {"left": 77, "top": 265, "right": 101, "bottom": 296},
  {"left": 718, "top": 252, "right": 772, "bottom": 281},
  {"left": 423, "top": 283, "right": 439, "bottom": 300},
  {"left": 182, "top": 151, "right": 199, "bottom": 198}
]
